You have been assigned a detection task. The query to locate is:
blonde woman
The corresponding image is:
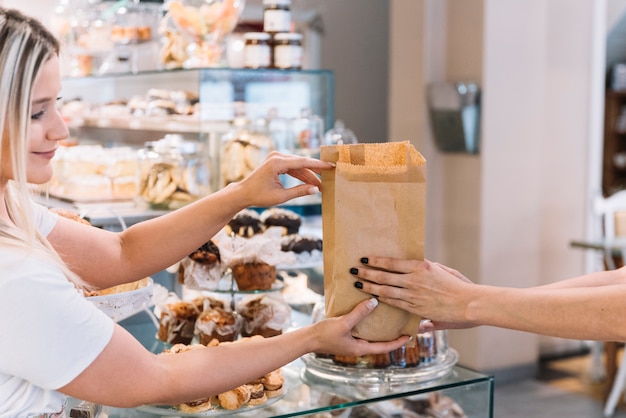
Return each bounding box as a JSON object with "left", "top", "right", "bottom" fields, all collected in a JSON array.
[{"left": 0, "top": 8, "right": 409, "bottom": 416}]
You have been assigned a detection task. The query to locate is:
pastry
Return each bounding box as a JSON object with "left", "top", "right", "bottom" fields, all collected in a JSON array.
[
  {"left": 189, "top": 240, "right": 221, "bottom": 265},
  {"left": 195, "top": 307, "right": 242, "bottom": 344},
  {"left": 280, "top": 234, "right": 322, "bottom": 253},
  {"left": 226, "top": 209, "right": 263, "bottom": 237},
  {"left": 418, "top": 331, "right": 437, "bottom": 364},
  {"left": 237, "top": 295, "right": 291, "bottom": 338},
  {"left": 190, "top": 295, "right": 225, "bottom": 312},
  {"left": 245, "top": 383, "right": 267, "bottom": 406},
  {"left": 332, "top": 353, "right": 391, "bottom": 368},
  {"left": 260, "top": 207, "right": 302, "bottom": 235},
  {"left": 180, "top": 240, "right": 223, "bottom": 290},
  {"left": 261, "top": 369, "right": 284, "bottom": 398},
  {"left": 232, "top": 262, "right": 276, "bottom": 291},
  {"left": 49, "top": 207, "right": 91, "bottom": 226},
  {"left": 217, "top": 385, "right": 251, "bottom": 410},
  {"left": 157, "top": 301, "right": 199, "bottom": 344},
  {"left": 177, "top": 398, "right": 212, "bottom": 413},
  {"left": 139, "top": 161, "right": 195, "bottom": 208},
  {"left": 84, "top": 277, "right": 150, "bottom": 297}
]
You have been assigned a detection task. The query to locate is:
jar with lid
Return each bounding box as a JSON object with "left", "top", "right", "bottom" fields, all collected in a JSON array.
[
  {"left": 273, "top": 32, "right": 302, "bottom": 70},
  {"left": 263, "top": 0, "right": 292, "bottom": 34},
  {"left": 323, "top": 119, "right": 358, "bottom": 145},
  {"left": 220, "top": 116, "right": 275, "bottom": 187},
  {"left": 243, "top": 32, "right": 272, "bottom": 69},
  {"left": 291, "top": 108, "right": 324, "bottom": 158},
  {"left": 138, "top": 134, "right": 211, "bottom": 210}
]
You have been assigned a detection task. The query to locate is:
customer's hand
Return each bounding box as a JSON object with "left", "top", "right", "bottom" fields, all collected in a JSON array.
[
  {"left": 351, "top": 257, "right": 477, "bottom": 331},
  {"left": 309, "top": 298, "right": 410, "bottom": 355},
  {"left": 233, "top": 152, "right": 333, "bottom": 208}
]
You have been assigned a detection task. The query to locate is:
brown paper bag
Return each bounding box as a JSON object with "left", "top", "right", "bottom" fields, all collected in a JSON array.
[{"left": 320, "top": 141, "right": 426, "bottom": 342}]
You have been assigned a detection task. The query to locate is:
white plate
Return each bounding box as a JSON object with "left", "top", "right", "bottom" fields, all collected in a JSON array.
[{"left": 87, "top": 278, "right": 154, "bottom": 322}]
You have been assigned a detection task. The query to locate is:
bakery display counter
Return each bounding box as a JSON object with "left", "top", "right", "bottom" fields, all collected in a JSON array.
[{"left": 67, "top": 362, "right": 492, "bottom": 417}]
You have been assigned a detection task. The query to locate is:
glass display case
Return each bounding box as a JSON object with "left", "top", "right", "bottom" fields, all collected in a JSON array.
[
  {"left": 60, "top": 67, "right": 334, "bottom": 148},
  {"left": 54, "top": 67, "right": 333, "bottom": 216},
  {"left": 47, "top": 68, "right": 334, "bottom": 227},
  {"left": 68, "top": 311, "right": 494, "bottom": 418},
  {"left": 68, "top": 365, "right": 493, "bottom": 417}
]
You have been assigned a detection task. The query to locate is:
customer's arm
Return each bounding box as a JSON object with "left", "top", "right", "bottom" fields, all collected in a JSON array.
[{"left": 352, "top": 257, "right": 626, "bottom": 341}]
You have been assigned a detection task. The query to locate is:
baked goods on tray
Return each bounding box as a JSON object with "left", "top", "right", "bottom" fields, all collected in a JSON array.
[{"left": 156, "top": 337, "right": 284, "bottom": 413}]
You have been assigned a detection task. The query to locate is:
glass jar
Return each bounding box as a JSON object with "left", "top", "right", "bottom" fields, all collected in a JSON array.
[
  {"left": 263, "top": 0, "right": 292, "bottom": 34},
  {"left": 273, "top": 32, "right": 302, "bottom": 70},
  {"left": 244, "top": 32, "right": 272, "bottom": 69},
  {"left": 220, "top": 116, "right": 275, "bottom": 187},
  {"left": 291, "top": 107, "right": 324, "bottom": 158},
  {"left": 323, "top": 119, "right": 358, "bottom": 145},
  {"left": 138, "top": 134, "right": 211, "bottom": 210}
]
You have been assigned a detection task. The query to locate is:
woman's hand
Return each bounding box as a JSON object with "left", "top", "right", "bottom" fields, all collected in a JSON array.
[
  {"left": 350, "top": 257, "right": 478, "bottom": 331},
  {"left": 233, "top": 152, "right": 334, "bottom": 208},
  {"left": 310, "top": 298, "right": 410, "bottom": 355}
]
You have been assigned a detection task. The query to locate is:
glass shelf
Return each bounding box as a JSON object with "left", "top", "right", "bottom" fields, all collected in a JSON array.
[
  {"left": 67, "top": 362, "right": 492, "bottom": 417},
  {"left": 68, "top": 310, "right": 493, "bottom": 417}
]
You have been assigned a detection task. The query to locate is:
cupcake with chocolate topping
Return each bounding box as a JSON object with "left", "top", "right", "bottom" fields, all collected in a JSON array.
[
  {"left": 260, "top": 207, "right": 301, "bottom": 235},
  {"left": 226, "top": 209, "right": 264, "bottom": 237},
  {"left": 180, "top": 239, "right": 223, "bottom": 291}
]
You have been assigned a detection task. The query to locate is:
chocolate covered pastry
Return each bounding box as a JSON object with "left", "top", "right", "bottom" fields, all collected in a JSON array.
[
  {"left": 281, "top": 234, "right": 322, "bottom": 253},
  {"left": 227, "top": 209, "right": 263, "bottom": 238},
  {"left": 260, "top": 207, "right": 301, "bottom": 235}
]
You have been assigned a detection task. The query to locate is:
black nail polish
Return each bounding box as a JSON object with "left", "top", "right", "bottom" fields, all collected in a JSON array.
[
  {"left": 361, "top": 257, "right": 369, "bottom": 264},
  {"left": 354, "top": 281, "right": 363, "bottom": 289},
  {"left": 350, "top": 267, "right": 359, "bottom": 275}
]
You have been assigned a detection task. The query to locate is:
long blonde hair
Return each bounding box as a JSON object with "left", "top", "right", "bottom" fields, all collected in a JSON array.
[{"left": 0, "top": 8, "right": 86, "bottom": 287}]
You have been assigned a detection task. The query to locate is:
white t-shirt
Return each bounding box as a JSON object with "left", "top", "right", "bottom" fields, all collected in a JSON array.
[{"left": 0, "top": 203, "right": 115, "bottom": 417}]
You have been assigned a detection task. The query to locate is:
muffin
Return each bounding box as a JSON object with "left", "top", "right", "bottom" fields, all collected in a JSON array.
[
  {"left": 226, "top": 209, "right": 263, "bottom": 237},
  {"left": 260, "top": 207, "right": 301, "bottom": 235},
  {"left": 189, "top": 240, "right": 221, "bottom": 265},
  {"left": 195, "top": 307, "right": 242, "bottom": 344},
  {"left": 190, "top": 295, "right": 225, "bottom": 313},
  {"left": 231, "top": 262, "right": 276, "bottom": 291},
  {"left": 180, "top": 240, "right": 223, "bottom": 290},
  {"left": 158, "top": 301, "right": 200, "bottom": 344},
  {"left": 280, "top": 234, "right": 322, "bottom": 253},
  {"left": 237, "top": 295, "right": 291, "bottom": 338}
]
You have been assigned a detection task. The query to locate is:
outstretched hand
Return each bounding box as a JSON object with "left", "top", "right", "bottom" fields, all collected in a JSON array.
[
  {"left": 235, "top": 152, "right": 334, "bottom": 208},
  {"left": 350, "top": 257, "right": 477, "bottom": 331},
  {"left": 310, "top": 298, "right": 410, "bottom": 356}
]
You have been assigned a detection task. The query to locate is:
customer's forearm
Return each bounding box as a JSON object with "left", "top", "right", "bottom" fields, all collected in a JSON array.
[
  {"left": 467, "top": 284, "right": 626, "bottom": 341},
  {"left": 536, "top": 267, "right": 626, "bottom": 289}
]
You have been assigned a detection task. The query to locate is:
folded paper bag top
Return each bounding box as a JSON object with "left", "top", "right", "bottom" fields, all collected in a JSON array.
[{"left": 320, "top": 141, "right": 426, "bottom": 342}]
